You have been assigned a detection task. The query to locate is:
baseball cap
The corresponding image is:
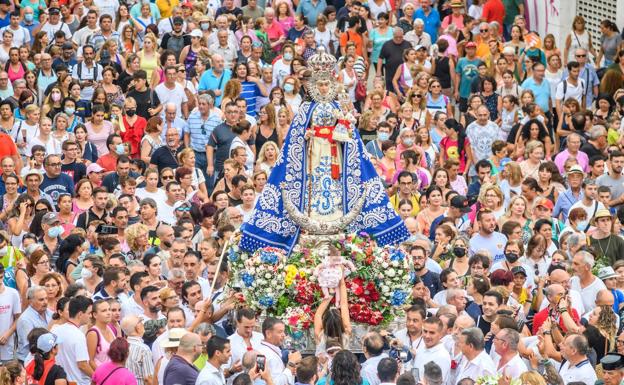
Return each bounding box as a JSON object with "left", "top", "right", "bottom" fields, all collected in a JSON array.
[
  {"left": 49, "top": 7, "right": 60, "bottom": 14},
  {"left": 173, "top": 201, "right": 192, "bottom": 211},
  {"left": 503, "top": 46, "right": 515, "bottom": 56},
  {"left": 173, "top": 16, "right": 184, "bottom": 25},
  {"left": 86, "top": 163, "right": 104, "bottom": 174},
  {"left": 189, "top": 29, "right": 202, "bottom": 38},
  {"left": 511, "top": 266, "right": 527, "bottom": 277},
  {"left": 37, "top": 333, "right": 62, "bottom": 354},
  {"left": 42, "top": 212, "right": 60, "bottom": 226},
  {"left": 62, "top": 42, "right": 73, "bottom": 50},
  {"left": 535, "top": 198, "right": 554, "bottom": 211},
  {"left": 465, "top": 41, "right": 477, "bottom": 49},
  {"left": 567, "top": 165, "right": 584, "bottom": 176},
  {"left": 414, "top": 44, "right": 426, "bottom": 51},
  {"left": 450, "top": 195, "right": 471, "bottom": 213}
]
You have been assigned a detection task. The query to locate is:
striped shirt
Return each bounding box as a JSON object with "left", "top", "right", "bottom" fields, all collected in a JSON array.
[
  {"left": 184, "top": 112, "right": 223, "bottom": 152},
  {"left": 126, "top": 336, "right": 154, "bottom": 385}
]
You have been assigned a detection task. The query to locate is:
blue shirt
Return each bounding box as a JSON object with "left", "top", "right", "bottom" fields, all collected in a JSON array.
[
  {"left": 40, "top": 173, "right": 75, "bottom": 204},
  {"left": 295, "top": 0, "right": 327, "bottom": 27},
  {"left": 198, "top": 69, "right": 231, "bottom": 106},
  {"left": 20, "top": 21, "right": 40, "bottom": 39},
  {"left": 521, "top": 76, "right": 551, "bottom": 113},
  {"left": 456, "top": 57, "right": 480, "bottom": 98},
  {"left": 16, "top": 306, "right": 54, "bottom": 360},
  {"left": 184, "top": 111, "right": 223, "bottom": 152},
  {"left": 240, "top": 81, "right": 262, "bottom": 117},
  {"left": 552, "top": 188, "right": 583, "bottom": 223},
  {"left": 413, "top": 8, "right": 441, "bottom": 41}
]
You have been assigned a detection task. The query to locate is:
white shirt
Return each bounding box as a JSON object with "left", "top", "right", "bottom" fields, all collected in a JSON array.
[
  {"left": 155, "top": 83, "right": 188, "bottom": 119},
  {"left": 0, "top": 286, "right": 21, "bottom": 361},
  {"left": 52, "top": 322, "right": 90, "bottom": 385},
  {"left": 455, "top": 350, "right": 496, "bottom": 385},
  {"left": 121, "top": 296, "right": 145, "bottom": 319},
  {"left": 469, "top": 232, "right": 507, "bottom": 265},
  {"left": 227, "top": 331, "right": 264, "bottom": 383},
  {"left": 93, "top": 0, "right": 120, "bottom": 22},
  {"left": 569, "top": 275, "right": 606, "bottom": 313},
  {"left": 0, "top": 25, "right": 30, "bottom": 47},
  {"left": 361, "top": 353, "right": 389, "bottom": 385},
  {"left": 256, "top": 341, "right": 294, "bottom": 385},
  {"left": 196, "top": 361, "right": 226, "bottom": 385},
  {"left": 72, "top": 25, "right": 98, "bottom": 46},
  {"left": 568, "top": 199, "right": 605, "bottom": 225},
  {"left": 555, "top": 78, "right": 585, "bottom": 104},
  {"left": 558, "top": 358, "right": 596, "bottom": 385},
  {"left": 393, "top": 329, "right": 424, "bottom": 355},
  {"left": 157, "top": 201, "right": 177, "bottom": 225},
  {"left": 495, "top": 353, "right": 527, "bottom": 379},
  {"left": 41, "top": 21, "right": 72, "bottom": 40},
  {"left": 413, "top": 343, "right": 452, "bottom": 383}
]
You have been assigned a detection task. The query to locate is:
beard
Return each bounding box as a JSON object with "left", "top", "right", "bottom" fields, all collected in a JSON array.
[{"left": 149, "top": 305, "right": 162, "bottom": 313}]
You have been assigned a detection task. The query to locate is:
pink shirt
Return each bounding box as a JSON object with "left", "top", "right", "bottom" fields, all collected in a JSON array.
[
  {"left": 554, "top": 149, "right": 589, "bottom": 174},
  {"left": 92, "top": 362, "right": 137, "bottom": 385},
  {"left": 266, "top": 20, "right": 285, "bottom": 51}
]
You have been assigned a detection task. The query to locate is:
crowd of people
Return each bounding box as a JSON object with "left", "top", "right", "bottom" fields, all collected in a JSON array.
[{"left": 0, "top": 0, "right": 622, "bottom": 384}]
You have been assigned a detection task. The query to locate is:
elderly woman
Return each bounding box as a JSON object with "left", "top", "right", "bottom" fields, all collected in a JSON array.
[{"left": 125, "top": 223, "right": 150, "bottom": 261}]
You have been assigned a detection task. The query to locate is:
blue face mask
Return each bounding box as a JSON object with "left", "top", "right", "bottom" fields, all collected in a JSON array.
[
  {"left": 575, "top": 220, "right": 588, "bottom": 232},
  {"left": 64, "top": 107, "right": 75, "bottom": 115},
  {"left": 115, "top": 144, "right": 125, "bottom": 155},
  {"left": 283, "top": 83, "right": 294, "bottom": 93},
  {"left": 24, "top": 13, "right": 33, "bottom": 22},
  {"left": 48, "top": 225, "right": 63, "bottom": 238},
  {"left": 377, "top": 132, "right": 390, "bottom": 141},
  {"left": 283, "top": 52, "right": 293, "bottom": 61},
  {"left": 403, "top": 138, "right": 414, "bottom": 146}
]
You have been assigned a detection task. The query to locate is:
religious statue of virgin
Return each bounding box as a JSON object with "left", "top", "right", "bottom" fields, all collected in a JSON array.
[{"left": 240, "top": 47, "right": 408, "bottom": 254}]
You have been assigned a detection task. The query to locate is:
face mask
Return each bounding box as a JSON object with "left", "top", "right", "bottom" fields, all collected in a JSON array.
[
  {"left": 576, "top": 220, "right": 589, "bottom": 232},
  {"left": 21, "top": 101, "right": 33, "bottom": 109},
  {"left": 377, "top": 132, "right": 390, "bottom": 141},
  {"left": 283, "top": 83, "right": 294, "bottom": 93},
  {"left": 126, "top": 109, "right": 136, "bottom": 117},
  {"left": 453, "top": 247, "right": 466, "bottom": 258},
  {"left": 82, "top": 241, "right": 90, "bottom": 251},
  {"left": 64, "top": 107, "right": 75, "bottom": 115},
  {"left": 386, "top": 149, "right": 396, "bottom": 159},
  {"left": 80, "top": 268, "right": 93, "bottom": 279},
  {"left": 200, "top": 23, "right": 210, "bottom": 31},
  {"left": 115, "top": 144, "right": 125, "bottom": 155},
  {"left": 0, "top": 246, "right": 6, "bottom": 256},
  {"left": 283, "top": 52, "right": 293, "bottom": 61},
  {"left": 51, "top": 92, "right": 61, "bottom": 102},
  {"left": 403, "top": 138, "right": 414, "bottom": 146},
  {"left": 505, "top": 252, "right": 520, "bottom": 263},
  {"left": 47, "top": 225, "right": 63, "bottom": 238},
  {"left": 24, "top": 13, "right": 33, "bottom": 22}
]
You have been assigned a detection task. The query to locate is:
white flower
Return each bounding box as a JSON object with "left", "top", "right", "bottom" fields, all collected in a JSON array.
[
  {"left": 386, "top": 268, "right": 396, "bottom": 278},
  {"left": 382, "top": 262, "right": 389, "bottom": 269},
  {"left": 382, "top": 285, "right": 390, "bottom": 293},
  {"left": 265, "top": 273, "right": 272, "bottom": 279},
  {"left": 391, "top": 260, "right": 399, "bottom": 267}
]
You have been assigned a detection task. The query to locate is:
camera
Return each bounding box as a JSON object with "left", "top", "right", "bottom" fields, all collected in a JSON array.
[{"left": 388, "top": 345, "right": 412, "bottom": 363}]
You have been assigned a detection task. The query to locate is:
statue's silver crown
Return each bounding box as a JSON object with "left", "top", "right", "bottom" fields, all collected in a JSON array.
[{"left": 307, "top": 47, "right": 336, "bottom": 77}]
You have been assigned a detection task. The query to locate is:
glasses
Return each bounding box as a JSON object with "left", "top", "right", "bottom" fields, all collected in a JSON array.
[
  {"left": 162, "top": 175, "right": 174, "bottom": 180},
  {"left": 178, "top": 68, "right": 186, "bottom": 72},
  {"left": 575, "top": 54, "right": 586, "bottom": 57},
  {"left": 47, "top": 162, "right": 61, "bottom": 167},
  {"left": 480, "top": 29, "right": 489, "bottom": 32},
  {"left": 37, "top": 260, "right": 50, "bottom": 265}
]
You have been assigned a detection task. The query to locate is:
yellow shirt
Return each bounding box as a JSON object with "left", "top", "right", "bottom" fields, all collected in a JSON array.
[
  {"left": 390, "top": 193, "right": 421, "bottom": 217},
  {"left": 156, "top": 0, "right": 179, "bottom": 19}
]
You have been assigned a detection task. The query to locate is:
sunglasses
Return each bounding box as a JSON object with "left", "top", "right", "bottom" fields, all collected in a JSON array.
[
  {"left": 480, "top": 29, "right": 489, "bottom": 32},
  {"left": 176, "top": 206, "right": 191, "bottom": 212},
  {"left": 162, "top": 175, "right": 174, "bottom": 180}
]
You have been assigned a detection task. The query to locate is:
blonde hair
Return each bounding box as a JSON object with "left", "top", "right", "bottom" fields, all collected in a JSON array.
[
  {"left": 257, "top": 141, "right": 279, "bottom": 164},
  {"left": 519, "top": 371, "right": 547, "bottom": 385},
  {"left": 478, "top": 183, "right": 503, "bottom": 209},
  {"left": 504, "top": 161, "right": 523, "bottom": 185},
  {"left": 505, "top": 195, "right": 531, "bottom": 220},
  {"left": 125, "top": 223, "right": 149, "bottom": 251},
  {"left": 525, "top": 139, "right": 544, "bottom": 159},
  {"left": 177, "top": 148, "right": 195, "bottom": 165}
]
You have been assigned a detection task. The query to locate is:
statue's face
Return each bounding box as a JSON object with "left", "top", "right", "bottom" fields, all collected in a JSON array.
[{"left": 317, "top": 80, "right": 330, "bottom": 96}]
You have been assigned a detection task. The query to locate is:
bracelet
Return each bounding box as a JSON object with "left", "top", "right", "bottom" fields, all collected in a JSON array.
[
  {"left": 558, "top": 308, "right": 567, "bottom": 313},
  {"left": 543, "top": 330, "right": 551, "bottom": 335}
]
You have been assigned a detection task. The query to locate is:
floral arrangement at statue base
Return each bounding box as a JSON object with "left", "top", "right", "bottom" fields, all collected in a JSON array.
[{"left": 226, "top": 232, "right": 413, "bottom": 331}]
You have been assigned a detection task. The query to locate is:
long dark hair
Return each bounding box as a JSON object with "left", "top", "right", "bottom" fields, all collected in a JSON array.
[
  {"left": 444, "top": 118, "right": 466, "bottom": 157},
  {"left": 322, "top": 308, "right": 344, "bottom": 339},
  {"left": 331, "top": 350, "right": 362, "bottom": 385},
  {"left": 521, "top": 118, "right": 549, "bottom": 142},
  {"left": 55, "top": 234, "right": 84, "bottom": 273}
]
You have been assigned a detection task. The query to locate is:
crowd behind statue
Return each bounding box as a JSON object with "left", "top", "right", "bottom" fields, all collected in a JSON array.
[{"left": 0, "top": 0, "right": 623, "bottom": 384}]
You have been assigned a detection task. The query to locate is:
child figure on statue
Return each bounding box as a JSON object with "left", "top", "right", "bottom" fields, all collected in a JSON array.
[{"left": 314, "top": 244, "right": 356, "bottom": 307}]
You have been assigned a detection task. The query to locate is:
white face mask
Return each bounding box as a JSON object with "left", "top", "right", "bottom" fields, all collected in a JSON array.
[{"left": 80, "top": 267, "right": 93, "bottom": 280}]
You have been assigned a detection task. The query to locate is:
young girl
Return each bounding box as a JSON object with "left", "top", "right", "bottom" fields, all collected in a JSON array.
[{"left": 500, "top": 95, "right": 519, "bottom": 142}]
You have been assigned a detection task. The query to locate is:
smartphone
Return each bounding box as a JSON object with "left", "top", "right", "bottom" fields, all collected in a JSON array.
[{"left": 256, "top": 354, "right": 266, "bottom": 371}]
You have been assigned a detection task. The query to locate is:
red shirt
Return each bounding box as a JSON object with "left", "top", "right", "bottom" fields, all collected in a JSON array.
[
  {"left": 532, "top": 306, "right": 580, "bottom": 335},
  {"left": 96, "top": 153, "right": 117, "bottom": 172},
  {"left": 120, "top": 115, "right": 147, "bottom": 158},
  {"left": 482, "top": 0, "right": 505, "bottom": 33}
]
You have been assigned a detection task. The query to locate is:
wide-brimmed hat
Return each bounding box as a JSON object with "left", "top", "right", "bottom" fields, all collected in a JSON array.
[
  {"left": 160, "top": 328, "right": 189, "bottom": 348},
  {"left": 598, "top": 266, "right": 618, "bottom": 280}
]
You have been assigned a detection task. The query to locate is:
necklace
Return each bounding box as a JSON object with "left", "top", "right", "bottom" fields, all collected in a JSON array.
[{"left": 595, "top": 233, "right": 612, "bottom": 258}]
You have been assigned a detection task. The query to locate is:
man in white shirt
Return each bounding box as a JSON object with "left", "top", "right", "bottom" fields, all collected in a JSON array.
[
  {"left": 1, "top": 11, "right": 30, "bottom": 47},
  {"left": 492, "top": 328, "right": 527, "bottom": 378},
  {"left": 469, "top": 210, "right": 507, "bottom": 265},
  {"left": 93, "top": 0, "right": 119, "bottom": 23},
  {"left": 256, "top": 317, "right": 301, "bottom": 385},
  {"left": 228, "top": 308, "right": 263, "bottom": 376},
  {"left": 196, "top": 336, "right": 232, "bottom": 385},
  {"left": 361, "top": 332, "right": 389, "bottom": 385},
  {"left": 151, "top": 307, "right": 187, "bottom": 364},
  {"left": 394, "top": 305, "right": 425, "bottom": 355},
  {"left": 570, "top": 250, "right": 606, "bottom": 312},
  {"left": 72, "top": 10, "right": 99, "bottom": 47},
  {"left": 40, "top": 7, "right": 72, "bottom": 41},
  {"left": 155, "top": 67, "right": 189, "bottom": 119},
  {"left": 52, "top": 295, "right": 93, "bottom": 385},
  {"left": 558, "top": 334, "right": 596, "bottom": 385},
  {"left": 455, "top": 327, "right": 496, "bottom": 385},
  {"left": 413, "top": 317, "right": 452, "bottom": 384},
  {"left": 568, "top": 178, "right": 604, "bottom": 225},
  {"left": 555, "top": 61, "right": 585, "bottom": 117}
]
